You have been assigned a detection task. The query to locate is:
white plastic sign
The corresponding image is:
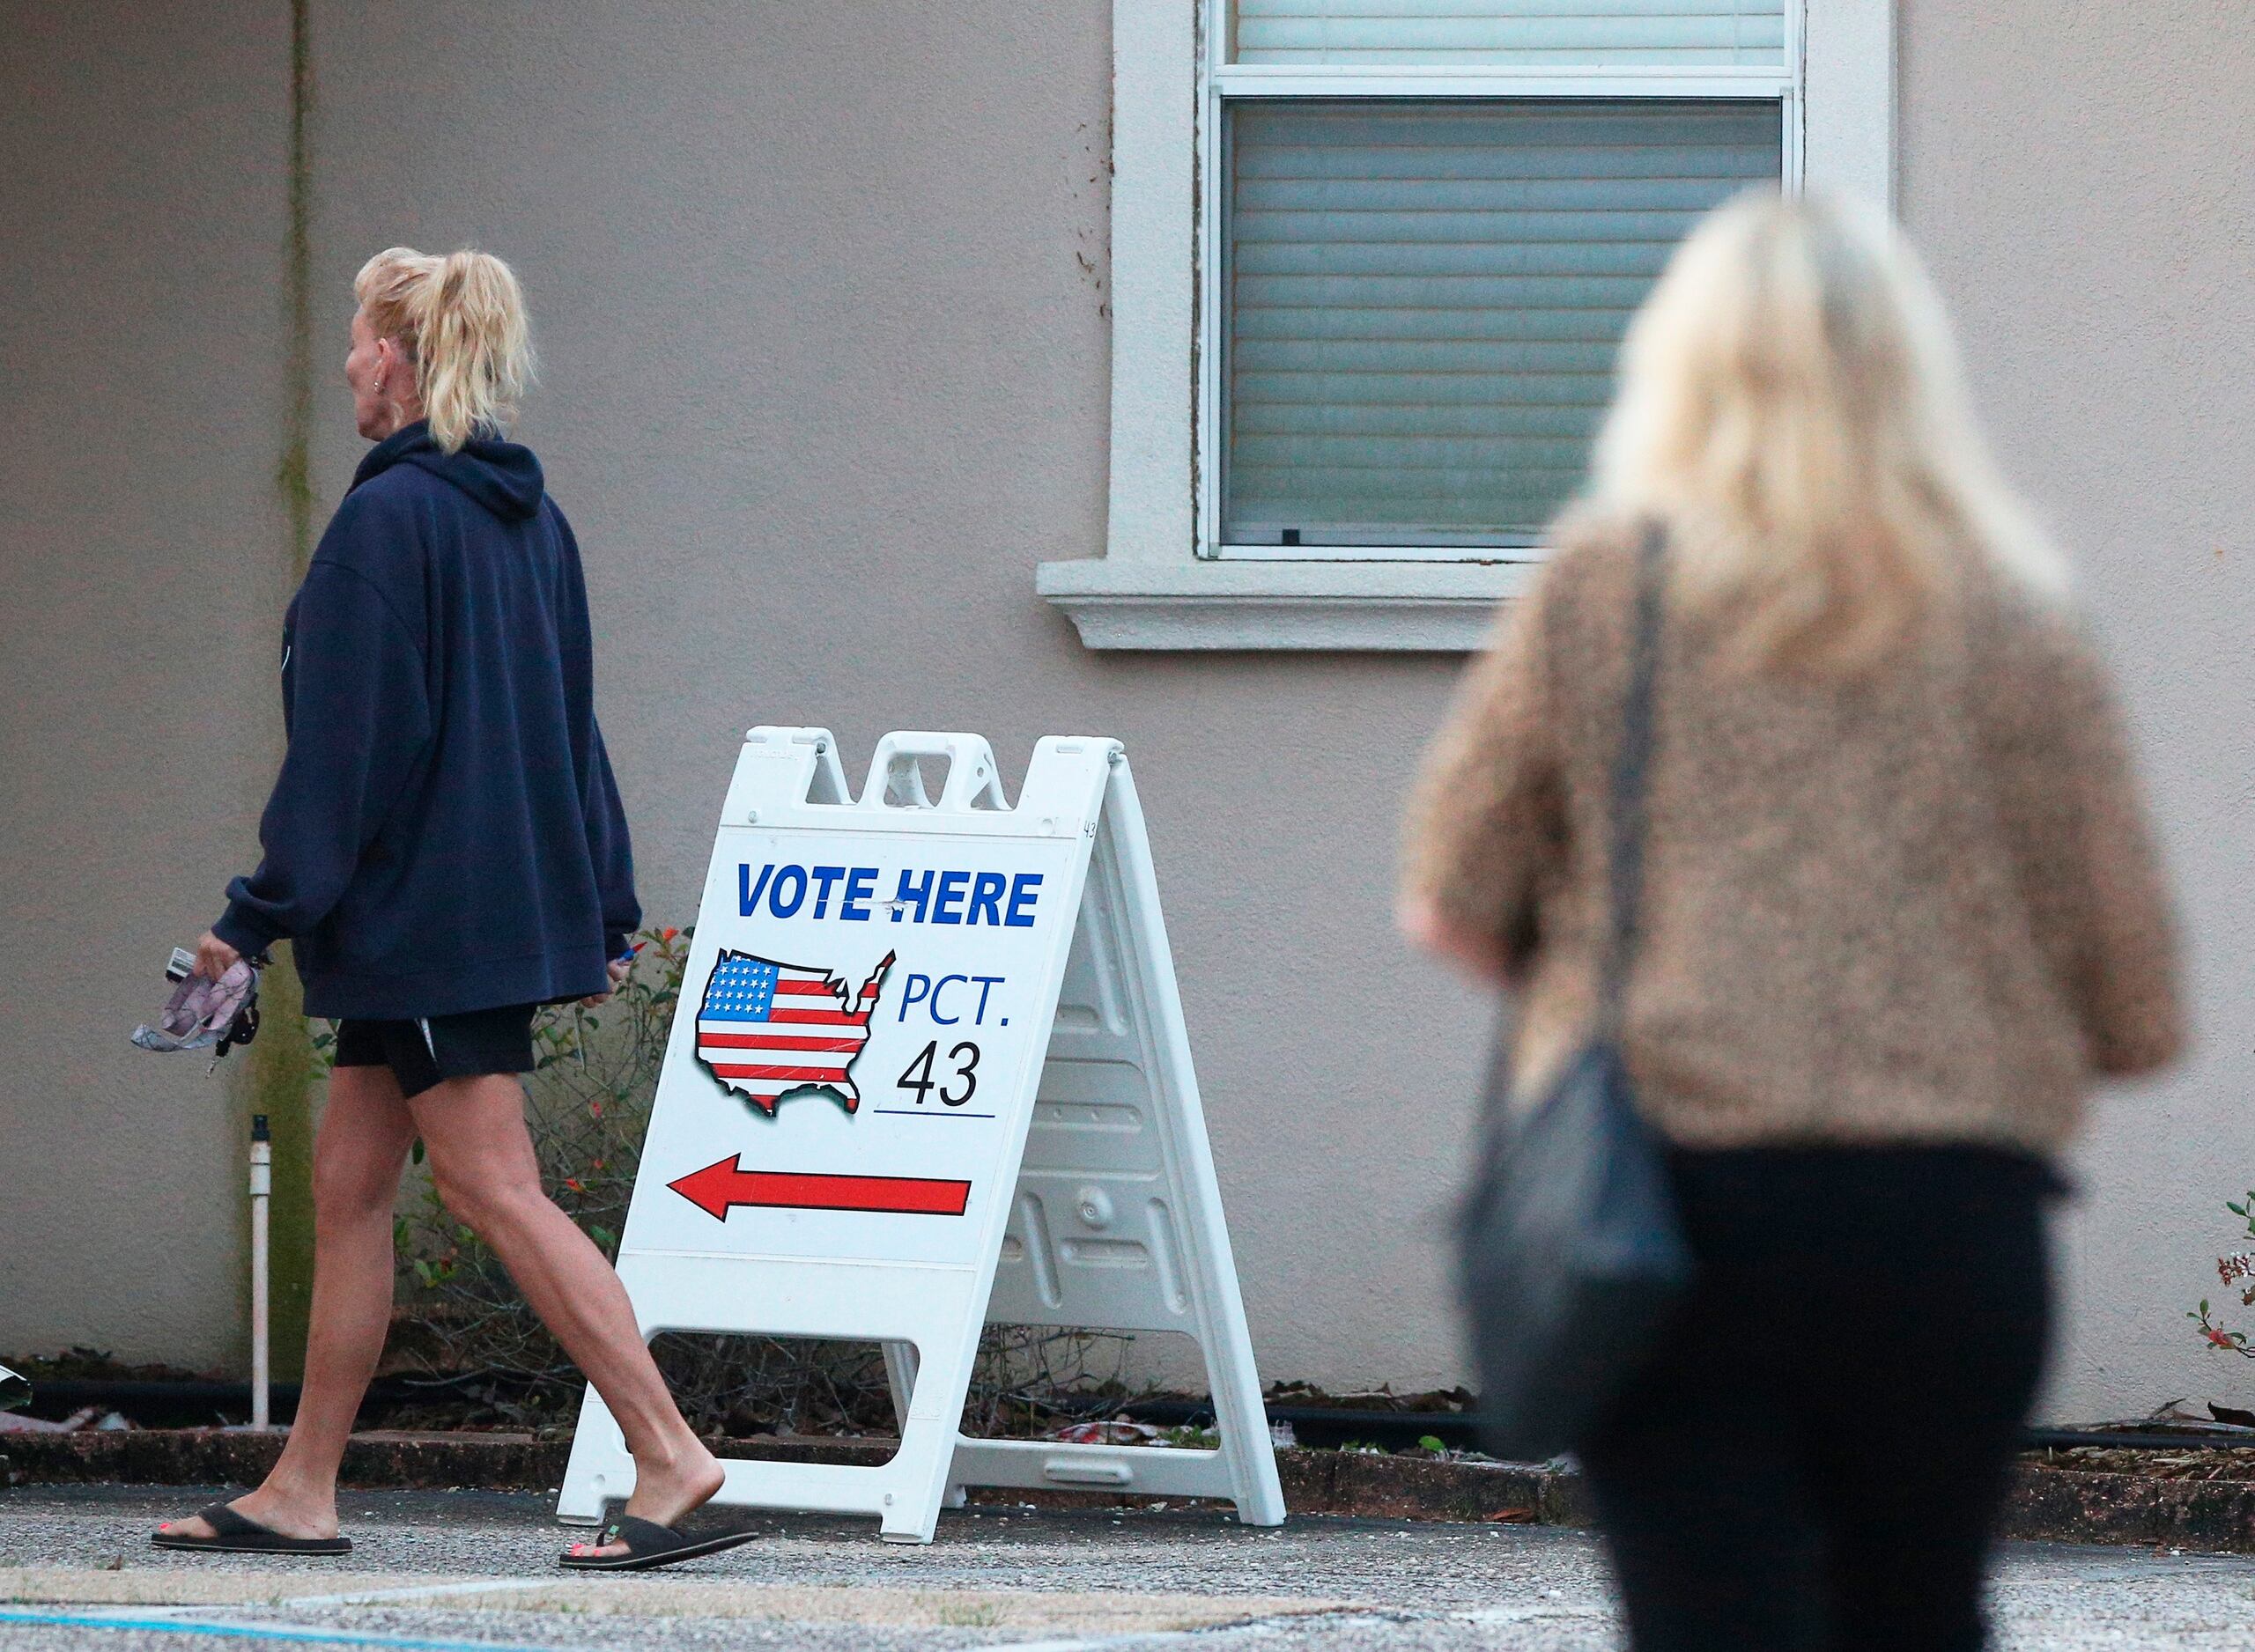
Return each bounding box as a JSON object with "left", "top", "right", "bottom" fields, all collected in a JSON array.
[{"left": 558, "top": 728, "right": 1283, "bottom": 1543}]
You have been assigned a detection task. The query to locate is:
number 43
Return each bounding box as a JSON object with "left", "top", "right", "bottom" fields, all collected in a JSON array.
[{"left": 897, "top": 1040, "right": 980, "bottom": 1106}]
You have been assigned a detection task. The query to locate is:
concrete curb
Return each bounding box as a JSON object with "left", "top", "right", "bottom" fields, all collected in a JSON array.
[
  {"left": 1271, "top": 1447, "right": 1590, "bottom": 1526},
  {"left": 0, "top": 1432, "right": 2231, "bottom": 1552},
  {"left": 2005, "top": 1464, "right": 2255, "bottom": 1553},
  {"left": 0, "top": 1431, "right": 1581, "bottom": 1523}
]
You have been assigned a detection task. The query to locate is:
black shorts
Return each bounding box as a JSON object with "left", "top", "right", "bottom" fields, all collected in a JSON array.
[{"left": 332, "top": 1004, "right": 538, "bottom": 1100}]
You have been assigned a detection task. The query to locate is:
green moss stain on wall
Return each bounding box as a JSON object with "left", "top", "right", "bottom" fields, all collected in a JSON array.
[
  {"left": 240, "top": 947, "right": 319, "bottom": 1377},
  {"left": 235, "top": 0, "right": 322, "bottom": 1382},
  {"left": 277, "top": 0, "right": 316, "bottom": 565}
]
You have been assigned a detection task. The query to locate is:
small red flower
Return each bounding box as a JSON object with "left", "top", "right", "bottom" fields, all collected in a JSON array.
[
  {"left": 564, "top": 1177, "right": 586, "bottom": 1193},
  {"left": 2207, "top": 1327, "right": 2237, "bottom": 1348},
  {"left": 590, "top": 1101, "right": 603, "bottom": 1119},
  {"left": 661, "top": 926, "right": 679, "bottom": 942}
]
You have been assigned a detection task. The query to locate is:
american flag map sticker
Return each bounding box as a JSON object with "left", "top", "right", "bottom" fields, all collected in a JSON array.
[{"left": 695, "top": 948, "right": 895, "bottom": 1116}]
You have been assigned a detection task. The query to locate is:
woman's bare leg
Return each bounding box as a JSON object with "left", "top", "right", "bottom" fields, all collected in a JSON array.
[
  {"left": 410, "top": 1074, "right": 720, "bottom": 1556},
  {"left": 158, "top": 1065, "right": 416, "bottom": 1541}
]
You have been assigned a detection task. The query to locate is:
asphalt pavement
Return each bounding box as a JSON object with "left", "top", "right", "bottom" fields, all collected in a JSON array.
[{"left": 3, "top": 1485, "right": 2253, "bottom": 1649}]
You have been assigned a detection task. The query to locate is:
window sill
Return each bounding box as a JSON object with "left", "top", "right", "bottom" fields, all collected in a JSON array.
[{"left": 1036, "top": 557, "right": 1533, "bottom": 652}]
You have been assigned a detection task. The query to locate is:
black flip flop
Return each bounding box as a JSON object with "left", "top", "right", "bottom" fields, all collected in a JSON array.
[
  {"left": 557, "top": 1514, "right": 758, "bottom": 1572},
  {"left": 151, "top": 1503, "right": 351, "bottom": 1556}
]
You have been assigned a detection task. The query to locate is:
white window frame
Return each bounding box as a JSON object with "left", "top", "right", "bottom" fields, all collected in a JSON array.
[
  {"left": 1038, "top": 0, "right": 1896, "bottom": 650},
  {"left": 1207, "top": 64, "right": 1802, "bottom": 564}
]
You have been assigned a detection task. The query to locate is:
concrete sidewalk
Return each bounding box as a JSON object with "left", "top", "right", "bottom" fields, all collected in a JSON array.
[{"left": 4, "top": 1486, "right": 2255, "bottom": 1649}]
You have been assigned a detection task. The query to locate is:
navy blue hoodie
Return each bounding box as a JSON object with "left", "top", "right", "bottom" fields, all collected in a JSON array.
[{"left": 213, "top": 421, "right": 640, "bottom": 1020}]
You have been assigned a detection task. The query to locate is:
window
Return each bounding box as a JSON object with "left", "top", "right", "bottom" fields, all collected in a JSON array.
[
  {"left": 1039, "top": 0, "right": 1893, "bottom": 647},
  {"left": 1219, "top": 98, "right": 1783, "bottom": 555}
]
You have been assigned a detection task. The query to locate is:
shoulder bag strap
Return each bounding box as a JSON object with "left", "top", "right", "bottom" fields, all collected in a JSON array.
[{"left": 1596, "top": 523, "right": 1667, "bottom": 1042}]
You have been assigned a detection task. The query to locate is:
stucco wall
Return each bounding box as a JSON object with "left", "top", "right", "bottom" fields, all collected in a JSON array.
[
  {"left": 0, "top": 2, "right": 292, "bottom": 1368},
  {"left": 4, "top": 0, "right": 2251, "bottom": 1420},
  {"left": 298, "top": 0, "right": 1489, "bottom": 1396},
  {"left": 1900, "top": 0, "right": 2255, "bottom": 1420}
]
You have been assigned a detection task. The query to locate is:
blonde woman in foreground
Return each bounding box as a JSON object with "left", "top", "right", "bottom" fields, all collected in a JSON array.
[
  {"left": 154, "top": 247, "right": 740, "bottom": 1571},
  {"left": 1402, "top": 193, "right": 2183, "bottom": 1651}
]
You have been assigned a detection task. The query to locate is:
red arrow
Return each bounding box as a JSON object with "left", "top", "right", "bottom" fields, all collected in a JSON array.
[{"left": 667, "top": 1154, "right": 971, "bottom": 1220}]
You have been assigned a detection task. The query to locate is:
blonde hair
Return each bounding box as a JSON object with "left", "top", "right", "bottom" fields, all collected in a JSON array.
[
  {"left": 1587, "top": 190, "right": 2065, "bottom": 675},
  {"left": 354, "top": 247, "right": 533, "bottom": 453}
]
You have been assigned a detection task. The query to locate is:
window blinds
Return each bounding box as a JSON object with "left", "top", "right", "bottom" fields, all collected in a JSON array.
[
  {"left": 1221, "top": 100, "right": 1781, "bottom": 548},
  {"left": 1232, "top": 1, "right": 1788, "bottom": 68}
]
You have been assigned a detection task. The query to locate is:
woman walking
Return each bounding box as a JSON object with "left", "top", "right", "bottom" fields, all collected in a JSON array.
[
  {"left": 156, "top": 247, "right": 739, "bottom": 1570},
  {"left": 1401, "top": 194, "right": 2182, "bottom": 1650}
]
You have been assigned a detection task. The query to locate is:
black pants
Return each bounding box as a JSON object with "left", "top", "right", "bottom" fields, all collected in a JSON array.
[{"left": 1578, "top": 1146, "right": 2056, "bottom": 1652}]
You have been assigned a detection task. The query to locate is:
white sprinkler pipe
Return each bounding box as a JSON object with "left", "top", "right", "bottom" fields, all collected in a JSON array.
[{"left": 249, "top": 1113, "right": 272, "bottom": 1431}]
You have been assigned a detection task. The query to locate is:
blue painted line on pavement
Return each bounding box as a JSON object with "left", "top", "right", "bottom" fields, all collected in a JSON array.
[{"left": 0, "top": 1609, "right": 566, "bottom": 1652}]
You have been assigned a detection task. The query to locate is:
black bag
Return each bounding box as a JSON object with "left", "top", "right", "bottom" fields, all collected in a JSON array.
[{"left": 1457, "top": 525, "right": 1692, "bottom": 1463}]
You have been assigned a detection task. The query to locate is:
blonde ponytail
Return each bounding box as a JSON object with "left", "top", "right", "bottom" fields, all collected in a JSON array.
[{"left": 354, "top": 246, "right": 533, "bottom": 453}]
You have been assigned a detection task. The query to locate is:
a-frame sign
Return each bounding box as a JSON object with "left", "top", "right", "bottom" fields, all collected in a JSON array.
[{"left": 558, "top": 729, "right": 1283, "bottom": 1543}]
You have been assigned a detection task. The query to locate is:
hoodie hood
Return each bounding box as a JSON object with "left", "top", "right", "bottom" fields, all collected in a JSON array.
[{"left": 351, "top": 419, "right": 545, "bottom": 521}]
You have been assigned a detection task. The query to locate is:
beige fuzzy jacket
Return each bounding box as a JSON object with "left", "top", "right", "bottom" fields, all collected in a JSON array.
[{"left": 1401, "top": 522, "right": 2183, "bottom": 1153}]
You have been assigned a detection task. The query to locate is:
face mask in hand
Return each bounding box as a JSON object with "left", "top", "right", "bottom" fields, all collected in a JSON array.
[{"left": 130, "top": 947, "right": 263, "bottom": 1069}]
